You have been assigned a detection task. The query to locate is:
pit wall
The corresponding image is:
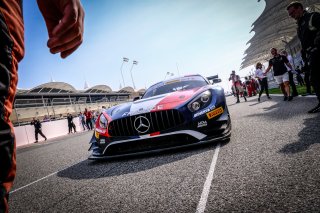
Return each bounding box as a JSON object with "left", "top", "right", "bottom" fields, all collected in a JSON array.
[
  {"left": 10, "top": 101, "right": 123, "bottom": 124},
  {"left": 14, "top": 118, "right": 90, "bottom": 147}
]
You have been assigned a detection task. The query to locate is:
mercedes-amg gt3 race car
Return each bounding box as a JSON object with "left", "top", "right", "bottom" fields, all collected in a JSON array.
[{"left": 88, "top": 74, "right": 231, "bottom": 159}]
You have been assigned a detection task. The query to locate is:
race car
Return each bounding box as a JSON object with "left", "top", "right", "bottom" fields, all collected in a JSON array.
[{"left": 88, "top": 74, "right": 231, "bottom": 159}]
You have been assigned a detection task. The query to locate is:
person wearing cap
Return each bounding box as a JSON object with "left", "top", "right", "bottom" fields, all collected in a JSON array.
[
  {"left": 287, "top": 1, "right": 320, "bottom": 113},
  {"left": 265, "top": 48, "right": 293, "bottom": 101}
]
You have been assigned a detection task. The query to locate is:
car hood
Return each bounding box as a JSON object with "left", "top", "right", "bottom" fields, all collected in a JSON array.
[{"left": 109, "top": 87, "right": 206, "bottom": 120}]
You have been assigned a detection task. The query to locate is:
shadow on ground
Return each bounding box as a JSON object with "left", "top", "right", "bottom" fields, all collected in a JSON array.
[
  {"left": 243, "top": 96, "right": 318, "bottom": 120},
  {"left": 227, "top": 95, "right": 320, "bottom": 154},
  {"left": 279, "top": 112, "right": 320, "bottom": 154},
  {"left": 57, "top": 140, "right": 228, "bottom": 180}
]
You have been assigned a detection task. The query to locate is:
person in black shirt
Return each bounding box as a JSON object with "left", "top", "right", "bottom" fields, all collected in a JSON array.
[
  {"left": 265, "top": 48, "right": 293, "bottom": 101},
  {"left": 30, "top": 118, "right": 47, "bottom": 143},
  {"left": 287, "top": 1, "right": 320, "bottom": 113},
  {"left": 67, "top": 113, "right": 76, "bottom": 134}
]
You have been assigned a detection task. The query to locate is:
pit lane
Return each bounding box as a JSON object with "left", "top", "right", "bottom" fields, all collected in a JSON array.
[{"left": 9, "top": 95, "right": 320, "bottom": 212}]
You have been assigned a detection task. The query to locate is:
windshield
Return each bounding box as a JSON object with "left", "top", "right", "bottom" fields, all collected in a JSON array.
[{"left": 142, "top": 76, "right": 208, "bottom": 99}]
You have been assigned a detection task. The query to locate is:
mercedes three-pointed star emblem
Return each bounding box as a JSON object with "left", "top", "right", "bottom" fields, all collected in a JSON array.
[{"left": 134, "top": 116, "right": 150, "bottom": 134}]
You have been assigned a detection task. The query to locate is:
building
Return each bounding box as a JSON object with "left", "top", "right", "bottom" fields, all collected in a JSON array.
[{"left": 12, "top": 82, "right": 144, "bottom": 126}]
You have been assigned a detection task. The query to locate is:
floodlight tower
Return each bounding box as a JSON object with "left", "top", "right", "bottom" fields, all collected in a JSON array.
[
  {"left": 129, "top": 60, "right": 138, "bottom": 89},
  {"left": 120, "top": 57, "right": 129, "bottom": 87}
]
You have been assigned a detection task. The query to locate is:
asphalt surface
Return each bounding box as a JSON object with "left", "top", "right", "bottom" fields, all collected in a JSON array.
[{"left": 9, "top": 95, "right": 320, "bottom": 213}]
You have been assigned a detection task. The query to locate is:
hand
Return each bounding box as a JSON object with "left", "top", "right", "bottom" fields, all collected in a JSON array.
[{"left": 37, "top": 0, "right": 85, "bottom": 58}]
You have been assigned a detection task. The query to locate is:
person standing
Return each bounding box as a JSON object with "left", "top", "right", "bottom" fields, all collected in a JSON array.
[
  {"left": 78, "top": 112, "right": 87, "bottom": 131},
  {"left": 287, "top": 1, "right": 320, "bottom": 113},
  {"left": 244, "top": 77, "right": 253, "bottom": 97},
  {"left": 249, "top": 76, "right": 258, "bottom": 96},
  {"left": 229, "top": 70, "right": 247, "bottom": 103},
  {"left": 84, "top": 108, "right": 93, "bottom": 130},
  {"left": 265, "top": 48, "right": 293, "bottom": 101},
  {"left": 67, "top": 113, "right": 76, "bottom": 133},
  {"left": 30, "top": 118, "right": 47, "bottom": 143},
  {"left": 0, "top": 0, "right": 84, "bottom": 211},
  {"left": 255, "top": 62, "right": 271, "bottom": 102},
  {"left": 280, "top": 50, "right": 299, "bottom": 97}
]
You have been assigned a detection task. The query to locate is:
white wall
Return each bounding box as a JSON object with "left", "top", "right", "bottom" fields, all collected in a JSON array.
[{"left": 14, "top": 118, "right": 88, "bottom": 147}]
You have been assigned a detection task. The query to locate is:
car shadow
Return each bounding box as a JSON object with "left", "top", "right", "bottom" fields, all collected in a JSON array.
[
  {"left": 57, "top": 141, "right": 228, "bottom": 180},
  {"left": 279, "top": 112, "right": 320, "bottom": 154}
]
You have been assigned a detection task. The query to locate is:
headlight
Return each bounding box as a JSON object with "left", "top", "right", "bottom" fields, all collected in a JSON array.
[
  {"left": 99, "top": 114, "right": 108, "bottom": 129},
  {"left": 188, "top": 90, "right": 212, "bottom": 112},
  {"left": 191, "top": 102, "right": 201, "bottom": 111}
]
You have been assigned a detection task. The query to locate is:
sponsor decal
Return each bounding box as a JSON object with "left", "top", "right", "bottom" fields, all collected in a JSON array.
[
  {"left": 193, "top": 108, "right": 211, "bottom": 118},
  {"left": 122, "top": 112, "right": 130, "bottom": 117},
  {"left": 206, "top": 106, "right": 224, "bottom": 119},
  {"left": 95, "top": 131, "right": 100, "bottom": 139},
  {"left": 197, "top": 121, "right": 207, "bottom": 128}
]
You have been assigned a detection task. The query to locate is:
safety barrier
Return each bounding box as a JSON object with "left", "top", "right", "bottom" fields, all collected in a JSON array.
[{"left": 14, "top": 118, "right": 90, "bottom": 147}]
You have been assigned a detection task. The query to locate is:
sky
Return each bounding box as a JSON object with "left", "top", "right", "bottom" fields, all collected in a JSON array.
[{"left": 19, "top": 0, "right": 266, "bottom": 92}]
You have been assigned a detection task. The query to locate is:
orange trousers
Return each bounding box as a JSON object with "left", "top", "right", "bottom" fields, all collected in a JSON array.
[{"left": 0, "top": 1, "right": 24, "bottom": 212}]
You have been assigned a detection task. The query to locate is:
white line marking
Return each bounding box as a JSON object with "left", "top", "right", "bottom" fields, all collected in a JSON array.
[
  {"left": 10, "top": 171, "right": 58, "bottom": 194},
  {"left": 9, "top": 159, "right": 86, "bottom": 194},
  {"left": 196, "top": 143, "right": 221, "bottom": 213}
]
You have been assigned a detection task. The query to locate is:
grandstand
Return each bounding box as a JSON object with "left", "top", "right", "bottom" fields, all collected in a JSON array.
[
  {"left": 241, "top": 0, "right": 320, "bottom": 69},
  {"left": 12, "top": 82, "right": 144, "bottom": 126}
]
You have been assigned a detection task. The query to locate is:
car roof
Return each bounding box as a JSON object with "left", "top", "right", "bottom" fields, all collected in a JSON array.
[{"left": 148, "top": 74, "right": 205, "bottom": 88}]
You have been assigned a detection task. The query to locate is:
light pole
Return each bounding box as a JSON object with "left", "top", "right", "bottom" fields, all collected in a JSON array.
[
  {"left": 163, "top": 72, "right": 174, "bottom": 80},
  {"left": 129, "top": 60, "right": 138, "bottom": 89},
  {"left": 120, "top": 57, "right": 129, "bottom": 87},
  {"left": 164, "top": 72, "right": 174, "bottom": 80}
]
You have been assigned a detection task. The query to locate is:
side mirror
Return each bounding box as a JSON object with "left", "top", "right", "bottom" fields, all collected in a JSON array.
[{"left": 133, "top": 96, "right": 141, "bottom": 101}]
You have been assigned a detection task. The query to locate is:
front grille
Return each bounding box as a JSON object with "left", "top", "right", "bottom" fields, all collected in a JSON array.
[
  {"left": 108, "top": 109, "right": 184, "bottom": 136},
  {"left": 105, "top": 134, "right": 198, "bottom": 156}
]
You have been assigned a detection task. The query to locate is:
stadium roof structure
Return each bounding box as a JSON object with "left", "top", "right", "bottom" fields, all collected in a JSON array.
[
  {"left": 28, "top": 82, "right": 77, "bottom": 94},
  {"left": 84, "top": 85, "right": 112, "bottom": 93},
  {"left": 20, "top": 82, "right": 143, "bottom": 95},
  {"left": 241, "top": 0, "right": 320, "bottom": 70},
  {"left": 118, "top": 86, "right": 135, "bottom": 93}
]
